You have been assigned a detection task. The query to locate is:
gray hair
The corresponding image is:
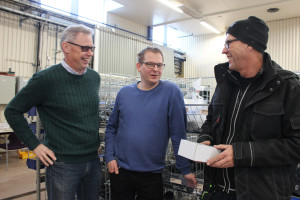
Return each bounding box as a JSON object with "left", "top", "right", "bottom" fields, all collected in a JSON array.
[
  {"left": 60, "top": 25, "right": 94, "bottom": 48},
  {"left": 137, "top": 47, "right": 164, "bottom": 63}
]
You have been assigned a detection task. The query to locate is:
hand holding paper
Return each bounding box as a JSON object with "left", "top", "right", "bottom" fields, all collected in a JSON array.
[{"left": 206, "top": 144, "right": 235, "bottom": 168}]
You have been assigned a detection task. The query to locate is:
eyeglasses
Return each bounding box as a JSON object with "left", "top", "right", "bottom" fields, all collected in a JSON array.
[
  {"left": 224, "top": 39, "right": 239, "bottom": 49},
  {"left": 140, "top": 62, "right": 165, "bottom": 70},
  {"left": 67, "top": 42, "right": 95, "bottom": 52}
]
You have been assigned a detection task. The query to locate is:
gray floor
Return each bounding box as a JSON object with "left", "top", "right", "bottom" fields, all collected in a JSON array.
[
  {"left": 2, "top": 150, "right": 299, "bottom": 200},
  {"left": 0, "top": 151, "right": 47, "bottom": 200}
]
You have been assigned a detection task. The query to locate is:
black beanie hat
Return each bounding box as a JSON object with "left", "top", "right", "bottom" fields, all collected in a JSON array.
[{"left": 226, "top": 16, "right": 269, "bottom": 53}]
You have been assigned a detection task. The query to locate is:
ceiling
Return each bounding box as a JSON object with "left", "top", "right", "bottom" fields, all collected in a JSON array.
[{"left": 109, "top": 0, "right": 300, "bottom": 36}]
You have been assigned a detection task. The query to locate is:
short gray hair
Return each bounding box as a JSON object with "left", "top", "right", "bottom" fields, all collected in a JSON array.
[
  {"left": 60, "top": 25, "right": 94, "bottom": 48},
  {"left": 137, "top": 47, "right": 164, "bottom": 63}
]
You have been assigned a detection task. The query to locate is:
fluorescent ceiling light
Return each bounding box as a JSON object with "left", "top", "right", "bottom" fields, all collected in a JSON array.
[
  {"left": 105, "top": 0, "right": 124, "bottom": 12},
  {"left": 200, "top": 21, "right": 221, "bottom": 34},
  {"left": 157, "top": 0, "right": 183, "bottom": 13}
]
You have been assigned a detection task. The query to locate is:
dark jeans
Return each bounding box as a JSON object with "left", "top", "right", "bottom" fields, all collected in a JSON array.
[
  {"left": 46, "top": 158, "right": 101, "bottom": 200},
  {"left": 211, "top": 190, "right": 237, "bottom": 200},
  {"left": 109, "top": 168, "right": 163, "bottom": 200}
]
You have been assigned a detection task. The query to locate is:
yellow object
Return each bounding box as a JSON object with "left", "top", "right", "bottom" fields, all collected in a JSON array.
[{"left": 18, "top": 150, "right": 36, "bottom": 159}]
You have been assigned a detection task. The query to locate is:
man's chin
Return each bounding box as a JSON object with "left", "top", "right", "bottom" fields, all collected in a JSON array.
[
  {"left": 150, "top": 78, "right": 159, "bottom": 83},
  {"left": 81, "top": 65, "right": 89, "bottom": 69}
]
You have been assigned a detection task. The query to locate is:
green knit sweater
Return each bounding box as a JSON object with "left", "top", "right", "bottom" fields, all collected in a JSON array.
[{"left": 5, "top": 64, "right": 101, "bottom": 163}]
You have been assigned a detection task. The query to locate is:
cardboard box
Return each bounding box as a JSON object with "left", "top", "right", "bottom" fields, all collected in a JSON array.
[
  {"left": 18, "top": 150, "right": 36, "bottom": 159},
  {"left": 178, "top": 139, "right": 221, "bottom": 162}
]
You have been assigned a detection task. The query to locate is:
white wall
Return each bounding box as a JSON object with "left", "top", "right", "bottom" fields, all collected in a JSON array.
[
  {"left": 179, "top": 16, "right": 300, "bottom": 78},
  {"left": 106, "top": 13, "right": 147, "bottom": 37},
  {"left": 94, "top": 25, "right": 175, "bottom": 78},
  {"left": 267, "top": 17, "right": 300, "bottom": 72},
  {"left": 0, "top": 5, "right": 176, "bottom": 79},
  {"left": 178, "top": 33, "right": 226, "bottom": 78},
  {"left": 0, "top": 3, "right": 38, "bottom": 77}
]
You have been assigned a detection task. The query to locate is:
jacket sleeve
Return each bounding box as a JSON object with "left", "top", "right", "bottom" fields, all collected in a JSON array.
[
  {"left": 234, "top": 78, "right": 300, "bottom": 167},
  {"left": 197, "top": 86, "right": 219, "bottom": 144}
]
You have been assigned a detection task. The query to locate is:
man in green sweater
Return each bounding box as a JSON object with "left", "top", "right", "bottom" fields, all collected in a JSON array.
[{"left": 5, "top": 25, "right": 101, "bottom": 200}]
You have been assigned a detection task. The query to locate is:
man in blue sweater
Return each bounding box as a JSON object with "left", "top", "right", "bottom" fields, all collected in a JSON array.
[{"left": 104, "top": 47, "right": 197, "bottom": 199}]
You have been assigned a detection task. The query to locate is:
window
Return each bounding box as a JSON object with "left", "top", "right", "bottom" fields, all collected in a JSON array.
[
  {"left": 153, "top": 25, "right": 187, "bottom": 50},
  {"left": 153, "top": 26, "right": 165, "bottom": 45},
  {"left": 41, "top": 0, "right": 72, "bottom": 16},
  {"left": 78, "top": 0, "right": 105, "bottom": 24},
  {"left": 167, "top": 27, "right": 179, "bottom": 49},
  {"left": 40, "top": 0, "right": 124, "bottom": 25}
]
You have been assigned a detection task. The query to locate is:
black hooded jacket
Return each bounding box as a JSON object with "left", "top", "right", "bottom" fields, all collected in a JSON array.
[{"left": 198, "top": 53, "right": 300, "bottom": 200}]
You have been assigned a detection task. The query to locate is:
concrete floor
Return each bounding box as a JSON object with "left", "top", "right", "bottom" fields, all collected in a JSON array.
[
  {"left": 2, "top": 150, "right": 299, "bottom": 200},
  {"left": 0, "top": 150, "right": 47, "bottom": 200}
]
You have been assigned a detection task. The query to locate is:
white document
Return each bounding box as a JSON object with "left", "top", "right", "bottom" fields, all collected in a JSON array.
[{"left": 178, "top": 139, "right": 221, "bottom": 162}]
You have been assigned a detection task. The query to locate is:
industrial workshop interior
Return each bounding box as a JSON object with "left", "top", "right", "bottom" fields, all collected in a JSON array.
[{"left": 1, "top": 0, "right": 300, "bottom": 199}]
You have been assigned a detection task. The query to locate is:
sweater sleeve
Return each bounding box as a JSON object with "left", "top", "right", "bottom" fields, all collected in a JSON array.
[
  {"left": 4, "top": 73, "right": 46, "bottom": 150},
  {"left": 104, "top": 92, "right": 120, "bottom": 163},
  {"left": 169, "top": 86, "right": 192, "bottom": 175}
]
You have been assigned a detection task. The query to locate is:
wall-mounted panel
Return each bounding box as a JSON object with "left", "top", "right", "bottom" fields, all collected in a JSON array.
[{"left": 0, "top": 75, "right": 16, "bottom": 104}]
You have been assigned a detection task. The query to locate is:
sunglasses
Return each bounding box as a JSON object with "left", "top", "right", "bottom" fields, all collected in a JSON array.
[{"left": 67, "top": 42, "right": 95, "bottom": 52}]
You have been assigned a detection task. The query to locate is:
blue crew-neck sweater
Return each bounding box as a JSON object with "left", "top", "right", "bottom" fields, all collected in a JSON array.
[
  {"left": 104, "top": 80, "right": 191, "bottom": 175},
  {"left": 5, "top": 64, "right": 100, "bottom": 163}
]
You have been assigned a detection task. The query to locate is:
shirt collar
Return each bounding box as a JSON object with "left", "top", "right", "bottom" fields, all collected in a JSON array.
[{"left": 61, "top": 59, "right": 87, "bottom": 75}]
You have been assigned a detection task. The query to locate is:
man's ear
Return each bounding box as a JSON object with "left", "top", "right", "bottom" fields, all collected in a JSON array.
[
  {"left": 61, "top": 42, "right": 69, "bottom": 53},
  {"left": 136, "top": 62, "right": 141, "bottom": 72}
]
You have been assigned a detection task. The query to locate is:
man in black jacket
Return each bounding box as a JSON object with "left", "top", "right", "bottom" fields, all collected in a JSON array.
[{"left": 198, "top": 16, "right": 300, "bottom": 200}]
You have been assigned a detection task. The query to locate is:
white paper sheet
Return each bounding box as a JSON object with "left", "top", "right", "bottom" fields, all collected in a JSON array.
[{"left": 178, "top": 139, "right": 221, "bottom": 162}]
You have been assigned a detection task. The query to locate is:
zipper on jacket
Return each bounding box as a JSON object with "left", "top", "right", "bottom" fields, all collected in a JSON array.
[{"left": 222, "top": 83, "right": 252, "bottom": 193}]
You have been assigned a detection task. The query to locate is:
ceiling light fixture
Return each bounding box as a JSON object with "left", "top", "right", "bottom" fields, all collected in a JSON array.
[
  {"left": 178, "top": 5, "right": 203, "bottom": 19},
  {"left": 200, "top": 21, "right": 221, "bottom": 34},
  {"left": 157, "top": 0, "right": 183, "bottom": 13}
]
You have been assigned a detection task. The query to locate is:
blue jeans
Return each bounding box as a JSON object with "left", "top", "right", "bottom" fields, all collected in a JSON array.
[{"left": 46, "top": 158, "right": 101, "bottom": 200}]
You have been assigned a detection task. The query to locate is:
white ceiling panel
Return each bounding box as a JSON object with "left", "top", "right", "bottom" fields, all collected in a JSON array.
[{"left": 110, "top": 0, "right": 300, "bottom": 35}]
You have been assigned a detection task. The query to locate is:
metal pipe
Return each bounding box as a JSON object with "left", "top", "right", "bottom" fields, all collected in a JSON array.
[
  {"left": 0, "top": 4, "right": 69, "bottom": 27},
  {"left": 54, "top": 25, "right": 58, "bottom": 65},
  {"left": 35, "top": 22, "right": 42, "bottom": 73},
  {"left": 0, "top": 1, "right": 151, "bottom": 40},
  {"left": 36, "top": 112, "right": 41, "bottom": 200}
]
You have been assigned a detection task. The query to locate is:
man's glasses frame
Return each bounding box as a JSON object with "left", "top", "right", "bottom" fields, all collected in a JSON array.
[
  {"left": 224, "top": 39, "right": 239, "bottom": 49},
  {"left": 67, "top": 42, "right": 95, "bottom": 52},
  {"left": 140, "top": 62, "right": 165, "bottom": 70}
]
